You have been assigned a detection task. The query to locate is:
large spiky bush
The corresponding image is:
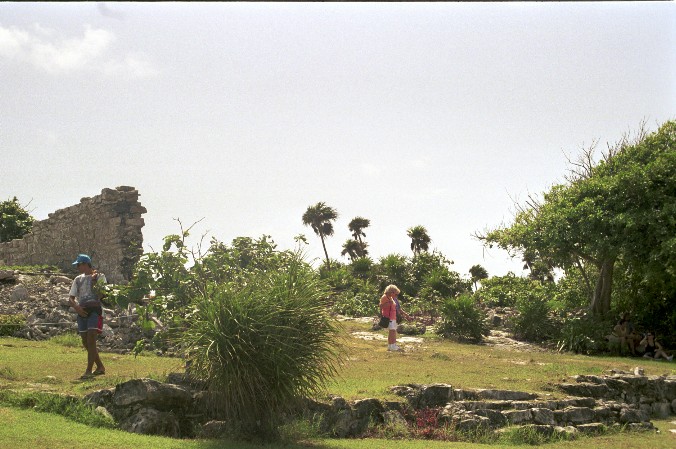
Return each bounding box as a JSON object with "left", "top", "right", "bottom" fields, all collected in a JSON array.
[{"left": 181, "top": 253, "right": 341, "bottom": 439}]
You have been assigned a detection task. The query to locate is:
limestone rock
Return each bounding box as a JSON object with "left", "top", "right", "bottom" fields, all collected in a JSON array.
[
  {"left": 562, "top": 407, "right": 595, "bottom": 425},
  {"left": 502, "top": 409, "right": 532, "bottom": 425},
  {"left": 113, "top": 378, "right": 192, "bottom": 409},
  {"left": 94, "top": 406, "right": 114, "bottom": 421},
  {"left": 476, "top": 389, "right": 538, "bottom": 401},
  {"left": 576, "top": 423, "right": 606, "bottom": 434},
  {"left": 651, "top": 401, "right": 672, "bottom": 419},
  {"left": 198, "top": 420, "right": 228, "bottom": 439},
  {"left": 409, "top": 383, "right": 453, "bottom": 408},
  {"left": 474, "top": 408, "right": 507, "bottom": 427},
  {"left": 383, "top": 410, "right": 408, "bottom": 427},
  {"left": 619, "top": 407, "right": 649, "bottom": 424},
  {"left": 558, "top": 382, "right": 610, "bottom": 399},
  {"left": 11, "top": 285, "right": 29, "bottom": 301},
  {"left": 554, "top": 425, "right": 579, "bottom": 439},
  {"left": 119, "top": 407, "right": 180, "bottom": 437},
  {"left": 49, "top": 276, "right": 72, "bottom": 285},
  {"left": 531, "top": 408, "right": 556, "bottom": 425}
]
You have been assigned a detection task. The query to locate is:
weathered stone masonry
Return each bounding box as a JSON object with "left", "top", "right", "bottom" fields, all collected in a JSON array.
[{"left": 0, "top": 186, "right": 145, "bottom": 283}]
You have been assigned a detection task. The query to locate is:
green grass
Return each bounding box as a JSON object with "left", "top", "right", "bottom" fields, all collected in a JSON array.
[
  {"left": 1, "top": 321, "right": 675, "bottom": 448},
  {"left": 0, "top": 407, "right": 674, "bottom": 449},
  {"left": 329, "top": 321, "right": 675, "bottom": 400},
  {"left": 0, "top": 337, "right": 182, "bottom": 395}
]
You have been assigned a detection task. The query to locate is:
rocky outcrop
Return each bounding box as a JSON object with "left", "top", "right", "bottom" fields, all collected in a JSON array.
[
  {"left": 81, "top": 370, "right": 675, "bottom": 440},
  {"left": 85, "top": 378, "right": 196, "bottom": 438},
  {"left": 0, "top": 271, "right": 152, "bottom": 352}
]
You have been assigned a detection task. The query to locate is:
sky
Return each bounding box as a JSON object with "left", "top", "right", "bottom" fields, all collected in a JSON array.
[{"left": 1, "top": 2, "right": 674, "bottom": 279}]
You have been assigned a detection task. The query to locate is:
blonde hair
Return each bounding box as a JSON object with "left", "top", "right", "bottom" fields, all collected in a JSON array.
[{"left": 384, "top": 284, "right": 400, "bottom": 295}]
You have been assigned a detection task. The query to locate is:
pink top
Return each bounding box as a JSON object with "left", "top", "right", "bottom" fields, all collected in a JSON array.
[{"left": 380, "top": 297, "right": 397, "bottom": 320}]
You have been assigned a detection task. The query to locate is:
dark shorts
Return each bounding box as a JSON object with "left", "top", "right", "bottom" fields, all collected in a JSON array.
[{"left": 77, "top": 312, "right": 102, "bottom": 334}]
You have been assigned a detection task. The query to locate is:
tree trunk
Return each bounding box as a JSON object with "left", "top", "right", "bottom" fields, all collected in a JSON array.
[
  {"left": 590, "top": 258, "right": 615, "bottom": 315},
  {"left": 320, "top": 234, "right": 330, "bottom": 269}
]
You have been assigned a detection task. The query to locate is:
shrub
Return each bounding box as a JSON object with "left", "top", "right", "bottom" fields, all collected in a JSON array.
[
  {"left": 436, "top": 294, "right": 489, "bottom": 343},
  {"left": 0, "top": 390, "right": 115, "bottom": 428},
  {"left": 0, "top": 314, "right": 25, "bottom": 336},
  {"left": 332, "top": 289, "right": 379, "bottom": 317},
  {"left": 474, "top": 274, "right": 538, "bottom": 308},
  {"left": 556, "top": 313, "right": 615, "bottom": 354},
  {"left": 180, "top": 254, "right": 340, "bottom": 440},
  {"left": 510, "top": 294, "right": 557, "bottom": 342}
]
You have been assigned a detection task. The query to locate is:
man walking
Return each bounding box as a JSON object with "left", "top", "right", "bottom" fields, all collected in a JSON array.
[{"left": 68, "top": 254, "right": 106, "bottom": 379}]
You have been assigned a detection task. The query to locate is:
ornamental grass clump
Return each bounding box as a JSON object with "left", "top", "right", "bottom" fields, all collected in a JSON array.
[{"left": 181, "top": 254, "right": 341, "bottom": 440}]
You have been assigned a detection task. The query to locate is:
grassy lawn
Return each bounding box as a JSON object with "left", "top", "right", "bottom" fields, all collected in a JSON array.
[
  {"left": 0, "top": 322, "right": 675, "bottom": 448},
  {"left": 329, "top": 321, "right": 675, "bottom": 400},
  {"left": 0, "top": 335, "right": 182, "bottom": 395},
  {"left": 0, "top": 407, "right": 674, "bottom": 449}
]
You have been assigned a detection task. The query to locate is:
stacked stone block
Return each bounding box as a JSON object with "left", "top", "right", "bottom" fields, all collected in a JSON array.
[{"left": 0, "top": 186, "right": 145, "bottom": 283}]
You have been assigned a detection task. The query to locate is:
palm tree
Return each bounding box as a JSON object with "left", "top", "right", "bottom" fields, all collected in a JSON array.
[
  {"left": 341, "top": 239, "right": 369, "bottom": 261},
  {"left": 302, "top": 202, "right": 338, "bottom": 269},
  {"left": 348, "top": 217, "right": 370, "bottom": 245},
  {"left": 407, "top": 225, "right": 431, "bottom": 257},
  {"left": 348, "top": 217, "right": 370, "bottom": 258},
  {"left": 341, "top": 239, "right": 360, "bottom": 261},
  {"left": 469, "top": 264, "right": 489, "bottom": 291}
]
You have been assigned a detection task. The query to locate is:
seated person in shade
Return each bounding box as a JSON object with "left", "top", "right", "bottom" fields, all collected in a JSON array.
[
  {"left": 613, "top": 313, "right": 642, "bottom": 356},
  {"left": 640, "top": 332, "right": 673, "bottom": 361}
]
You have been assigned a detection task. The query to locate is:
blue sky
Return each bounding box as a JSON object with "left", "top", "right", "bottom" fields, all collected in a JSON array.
[{"left": 1, "top": 2, "right": 674, "bottom": 277}]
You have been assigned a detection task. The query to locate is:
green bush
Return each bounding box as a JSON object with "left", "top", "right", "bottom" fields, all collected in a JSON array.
[
  {"left": 436, "top": 294, "right": 489, "bottom": 343},
  {"left": 474, "top": 274, "right": 539, "bottom": 307},
  {"left": 510, "top": 294, "right": 557, "bottom": 342},
  {"left": 556, "top": 313, "right": 615, "bottom": 354},
  {"left": 0, "top": 314, "right": 25, "bottom": 336},
  {"left": 180, "top": 253, "right": 340, "bottom": 440},
  {"left": 0, "top": 390, "right": 115, "bottom": 428},
  {"left": 332, "top": 289, "right": 379, "bottom": 317}
]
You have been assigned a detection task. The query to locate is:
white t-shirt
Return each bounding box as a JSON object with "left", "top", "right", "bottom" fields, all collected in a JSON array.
[{"left": 69, "top": 273, "right": 107, "bottom": 306}]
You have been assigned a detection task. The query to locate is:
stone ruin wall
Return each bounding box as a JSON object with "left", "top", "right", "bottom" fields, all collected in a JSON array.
[{"left": 0, "top": 186, "right": 145, "bottom": 283}]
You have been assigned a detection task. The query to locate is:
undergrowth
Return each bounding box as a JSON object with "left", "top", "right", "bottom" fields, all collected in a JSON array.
[{"left": 0, "top": 389, "right": 115, "bottom": 428}]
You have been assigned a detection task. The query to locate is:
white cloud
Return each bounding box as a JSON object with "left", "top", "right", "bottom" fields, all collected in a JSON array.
[{"left": 0, "top": 23, "right": 156, "bottom": 78}]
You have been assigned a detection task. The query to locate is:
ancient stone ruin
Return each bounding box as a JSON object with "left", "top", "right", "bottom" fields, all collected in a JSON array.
[{"left": 0, "top": 186, "right": 146, "bottom": 283}]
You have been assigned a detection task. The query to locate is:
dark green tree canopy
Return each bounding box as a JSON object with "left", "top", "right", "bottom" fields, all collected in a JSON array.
[
  {"left": 0, "top": 197, "right": 34, "bottom": 243},
  {"left": 469, "top": 264, "right": 489, "bottom": 291},
  {"left": 482, "top": 121, "right": 676, "bottom": 315}
]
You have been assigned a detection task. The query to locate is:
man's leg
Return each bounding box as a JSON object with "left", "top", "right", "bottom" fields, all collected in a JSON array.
[{"left": 85, "top": 330, "right": 99, "bottom": 374}]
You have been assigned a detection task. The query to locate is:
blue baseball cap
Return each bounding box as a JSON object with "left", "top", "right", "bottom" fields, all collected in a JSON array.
[{"left": 72, "top": 254, "right": 92, "bottom": 265}]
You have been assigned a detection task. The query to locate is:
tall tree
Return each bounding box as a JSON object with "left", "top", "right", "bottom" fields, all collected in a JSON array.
[
  {"left": 341, "top": 239, "right": 360, "bottom": 261},
  {"left": 302, "top": 202, "right": 338, "bottom": 269},
  {"left": 348, "top": 217, "right": 370, "bottom": 246},
  {"left": 407, "top": 225, "right": 431, "bottom": 257},
  {"left": 469, "top": 264, "right": 489, "bottom": 291},
  {"left": 0, "top": 197, "right": 34, "bottom": 243},
  {"left": 480, "top": 121, "right": 676, "bottom": 316}
]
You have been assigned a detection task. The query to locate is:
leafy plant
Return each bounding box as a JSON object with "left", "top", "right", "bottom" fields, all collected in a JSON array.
[
  {"left": 436, "top": 294, "right": 489, "bottom": 343},
  {"left": 556, "top": 313, "right": 614, "bottom": 354},
  {"left": 510, "top": 293, "right": 558, "bottom": 343},
  {"left": 0, "top": 390, "right": 115, "bottom": 428},
  {"left": 0, "top": 197, "right": 34, "bottom": 243},
  {"left": 0, "top": 314, "right": 25, "bottom": 337},
  {"left": 180, "top": 253, "right": 341, "bottom": 440}
]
